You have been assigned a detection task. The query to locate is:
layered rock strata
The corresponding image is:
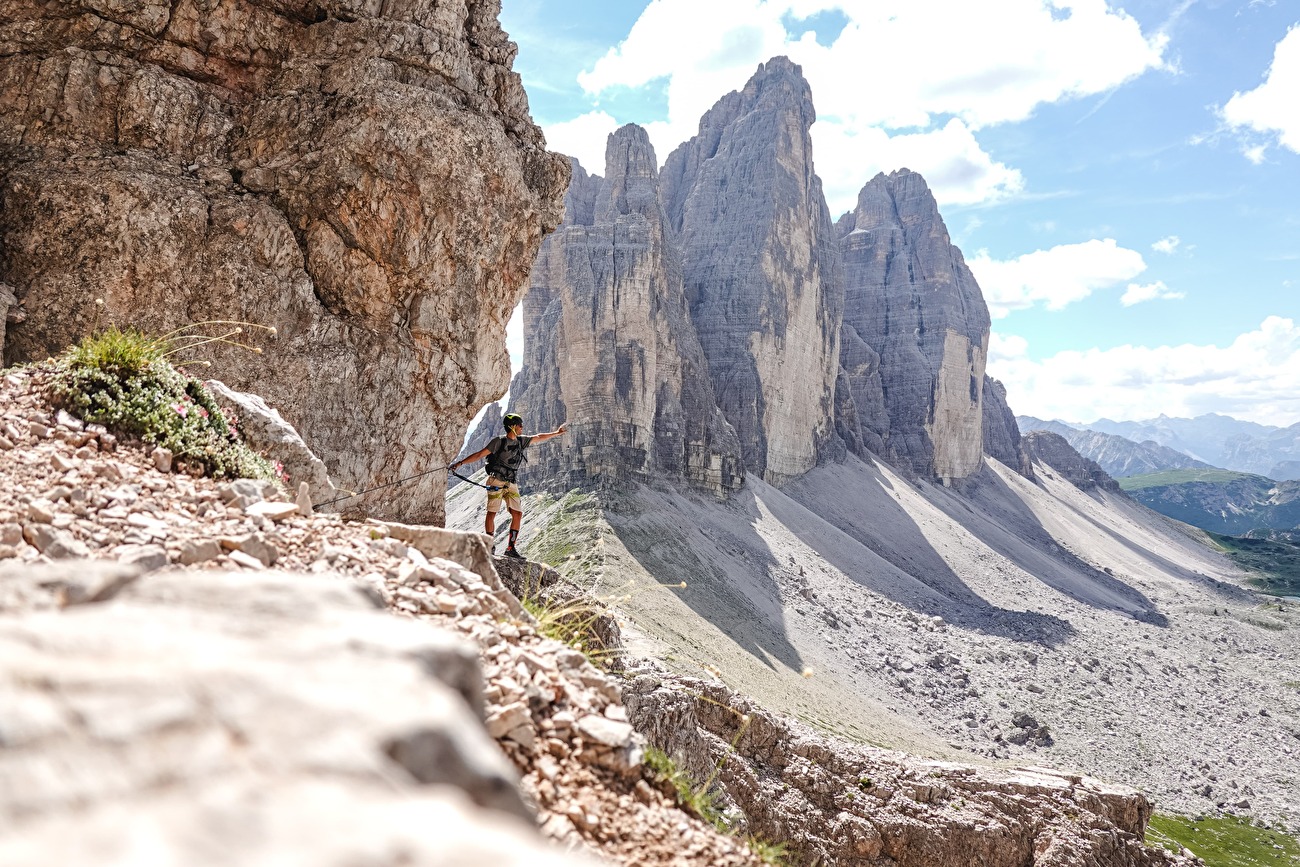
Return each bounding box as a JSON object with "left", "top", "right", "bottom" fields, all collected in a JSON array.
[
  {"left": 661, "top": 57, "right": 844, "bottom": 484},
  {"left": 836, "top": 169, "right": 992, "bottom": 483},
  {"left": 510, "top": 130, "right": 743, "bottom": 496},
  {"left": 982, "top": 376, "right": 1032, "bottom": 477},
  {"left": 0, "top": 0, "right": 569, "bottom": 524},
  {"left": 624, "top": 669, "right": 1198, "bottom": 867}
]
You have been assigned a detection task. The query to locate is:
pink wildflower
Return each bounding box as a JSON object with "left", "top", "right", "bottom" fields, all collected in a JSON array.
[
  {"left": 171, "top": 403, "right": 189, "bottom": 418},
  {"left": 197, "top": 407, "right": 209, "bottom": 419}
]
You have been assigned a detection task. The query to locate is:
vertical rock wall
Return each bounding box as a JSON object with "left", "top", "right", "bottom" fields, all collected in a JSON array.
[
  {"left": 509, "top": 130, "right": 743, "bottom": 496},
  {"left": 661, "top": 58, "right": 844, "bottom": 485},
  {"left": 837, "top": 169, "right": 992, "bottom": 483},
  {"left": 0, "top": 0, "right": 570, "bottom": 524}
]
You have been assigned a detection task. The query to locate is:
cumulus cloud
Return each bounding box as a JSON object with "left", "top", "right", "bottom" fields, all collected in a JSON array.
[
  {"left": 576, "top": 0, "right": 1168, "bottom": 211},
  {"left": 1151, "top": 235, "right": 1180, "bottom": 254},
  {"left": 1120, "top": 280, "right": 1184, "bottom": 306},
  {"left": 815, "top": 119, "right": 1024, "bottom": 212},
  {"left": 542, "top": 111, "right": 620, "bottom": 175},
  {"left": 1222, "top": 25, "right": 1300, "bottom": 158},
  {"left": 988, "top": 317, "right": 1300, "bottom": 426},
  {"left": 968, "top": 239, "right": 1148, "bottom": 318}
]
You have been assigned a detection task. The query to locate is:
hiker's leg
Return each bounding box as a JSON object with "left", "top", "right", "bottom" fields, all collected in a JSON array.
[
  {"left": 485, "top": 481, "right": 505, "bottom": 535},
  {"left": 508, "top": 508, "right": 523, "bottom": 532}
]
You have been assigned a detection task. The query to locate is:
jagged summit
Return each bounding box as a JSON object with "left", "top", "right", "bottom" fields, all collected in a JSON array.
[
  {"left": 663, "top": 58, "right": 843, "bottom": 484},
  {"left": 509, "top": 58, "right": 1027, "bottom": 495},
  {"left": 507, "top": 122, "right": 745, "bottom": 496}
]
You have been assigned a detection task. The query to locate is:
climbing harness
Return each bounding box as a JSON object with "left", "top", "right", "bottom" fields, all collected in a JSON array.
[{"left": 312, "top": 464, "right": 501, "bottom": 511}]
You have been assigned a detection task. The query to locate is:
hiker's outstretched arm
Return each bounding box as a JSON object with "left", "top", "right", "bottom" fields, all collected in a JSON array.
[
  {"left": 530, "top": 422, "right": 568, "bottom": 444},
  {"left": 450, "top": 447, "right": 490, "bottom": 469}
]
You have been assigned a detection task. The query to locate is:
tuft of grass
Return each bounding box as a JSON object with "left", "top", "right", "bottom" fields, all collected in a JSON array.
[
  {"left": 643, "top": 746, "right": 726, "bottom": 828},
  {"left": 1147, "top": 814, "right": 1300, "bottom": 866},
  {"left": 644, "top": 716, "right": 786, "bottom": 864},
  {"left": 521, "top": 594, "right": 615, "bottom": 663},
  {"left": 747, "top": 836, "right": 788, "bottom": 865},
  {"left": 47, "top": 325, "right": 281, "bottom": 484}
]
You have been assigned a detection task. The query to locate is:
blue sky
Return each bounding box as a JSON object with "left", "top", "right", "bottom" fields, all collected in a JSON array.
[{"left": 499, "top": 0, "right": 1300, "bottom": 426}]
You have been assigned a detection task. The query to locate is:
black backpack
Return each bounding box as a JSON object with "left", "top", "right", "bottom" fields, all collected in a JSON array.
[{"left": 485, "top": 436, "right": 528, "bottom": 482}]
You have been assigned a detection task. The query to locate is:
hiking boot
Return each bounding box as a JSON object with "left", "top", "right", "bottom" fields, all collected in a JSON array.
[{"left": 503, "top": 547, "right": 524, "bottom": 560}]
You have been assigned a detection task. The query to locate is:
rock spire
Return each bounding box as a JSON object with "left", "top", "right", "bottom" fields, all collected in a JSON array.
[
  {"left": 508, "top": 126, "right": 744, "bottom": 495},
  {"left": 662, "top": 57, "right": 845, "bottom": 485},
  {"left": 836, "top": 169, "right": 994, "bottom": 483}
]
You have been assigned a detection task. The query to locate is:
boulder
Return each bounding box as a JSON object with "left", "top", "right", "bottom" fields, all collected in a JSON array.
[
  {"left": 0, "top": 0, "right": 570, "bottom": 525},
  {"left": 0, "top": 565, "right": 577, "bottom": 862},
  {"left": 205, "top": 379, "right": 337, "bottom": 505}
]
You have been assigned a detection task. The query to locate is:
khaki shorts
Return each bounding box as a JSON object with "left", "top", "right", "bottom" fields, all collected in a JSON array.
[{"left": 485, "top": 477, "right": 522, "bottom": 514}]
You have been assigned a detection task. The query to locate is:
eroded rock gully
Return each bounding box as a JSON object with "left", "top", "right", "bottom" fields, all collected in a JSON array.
[{"left": 0, "top": 0, "right": 570, "bottom": 525}]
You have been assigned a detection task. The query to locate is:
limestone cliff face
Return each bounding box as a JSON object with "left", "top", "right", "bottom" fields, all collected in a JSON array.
[
  {"left": 982, "top": 376, "right": 1032, "bottom": 477},
  {"left": 0, "top": 0, "right": 570, "bottom": 524},
  {"left": 508, "top": 129, "right": 744, "bottom": 495},
  {"left": 661, "top": 58, "right": 843, "bottom": 485},
  {"left": 837, "top": 169, "right": 992, "bottom": 483}
]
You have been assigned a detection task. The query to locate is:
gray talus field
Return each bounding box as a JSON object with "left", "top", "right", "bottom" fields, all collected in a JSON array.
[{"left": 448, "top": 453, "right": 1300, "bottom": 829}]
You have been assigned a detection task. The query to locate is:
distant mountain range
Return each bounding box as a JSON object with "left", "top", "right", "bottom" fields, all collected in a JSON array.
[
  {"left": 1017, "top": 413, "right": 1300, "bottom": 481},
  {"left": 1116, "top": 469, "right": 1300, "bottom": 535}
]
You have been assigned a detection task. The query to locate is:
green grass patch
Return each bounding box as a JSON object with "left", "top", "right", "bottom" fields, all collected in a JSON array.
[
  {"left": 644, "top": 746, "right": 726, "bottom": 828},
  {"left": 1119, "top": 468, "right": 1265, "bottom": 491},
  {"left": 1208, "top": 532, "right": 1300, "bottom": 597},
  {"left": 46, "top": 326, "right": 281, "bottom": 484},
  {"left": 518, "top": 590, "right": 618, "bottom": 669},
  {"left": 1147, "top": 814, "right": 1300, "bottom": 866},
  {"left": 527, "top": 490, "right": 601, "bottom": 568},
  {"left": 643, "top": 746, "right": 786, "bottom": 864}
]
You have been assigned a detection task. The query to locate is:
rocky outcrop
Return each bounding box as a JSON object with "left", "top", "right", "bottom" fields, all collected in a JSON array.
[
  {"left": 0, "top": 0, "right": 570, "bottom": 525},
  {"left": 983, "top": 376, "right": 1032, "bottom": 477},
  {"left": 662, "top": 58, "right": 844, "bottom": 485},
  {"left": 205, "top": 378, "right": 338, "bottom": 503},
  {"left": 837, "top": 169, "right": 992, "bottom": 483},
  {"left": 509, "top": 130, "right": 743, "bottom": 496},
  {"left": 624, "top": 668, "right": 1198, "bottom": 867},
  {"left": 1023, "top": 431, "right": 1122, "bottom": 493}
]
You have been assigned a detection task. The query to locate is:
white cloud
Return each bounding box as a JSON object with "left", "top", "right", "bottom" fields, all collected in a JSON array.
[
  {"left": 541, "top": 111, "right": 620, "bottom": 175},
  {"left": 967, "top": 239, "right": 1148, "bottom": 318},
  {"left": 1222, "top": 25, "right": 1300, "bottom": 158},
  {"left": 989, "top": 317, "right": 1300, "bottom": 426},
  {"left": 1120, "top": 280, "right": 1184, "bottom": 306},
  {"left": 1151, "top": 235, "right": 1180, "bottom": 254},
  {"left": 815, "top": 119, "right": 1024, "bottom": 214},
  {"left": 575, "top": 0, "right": 1168, "bottom": 209}
]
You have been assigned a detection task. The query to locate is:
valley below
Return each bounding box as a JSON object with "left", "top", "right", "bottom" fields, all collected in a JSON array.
[{"left": 449, "top": 453, "right": 1300, "bottom": 835}]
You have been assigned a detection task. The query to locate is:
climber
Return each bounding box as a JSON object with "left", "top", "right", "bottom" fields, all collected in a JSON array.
[{"left": 449, "top": 413, "right": 567, "bottom": 559}]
